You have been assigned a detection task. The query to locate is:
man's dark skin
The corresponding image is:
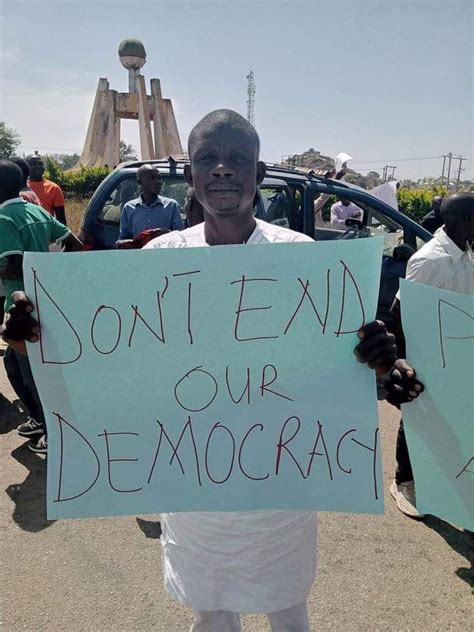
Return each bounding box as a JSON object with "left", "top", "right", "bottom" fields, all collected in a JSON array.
[
  {"left": 184, "top": 188, "right": 205, "bottom": 227},
  {"left": 4, "top": 110, "right": 421, "bottom": 400},
  {"left": 420, "top": 195, "right": 443, "bottom": 234},
  {"left": 116, "top": 165, "right": 169, "bottom": 249},
  {"left": 0, "top": 161, "right": 82, "bottom": 353},
  {"left": 25, "top": 155, "right": 67, "bottom": 225}
]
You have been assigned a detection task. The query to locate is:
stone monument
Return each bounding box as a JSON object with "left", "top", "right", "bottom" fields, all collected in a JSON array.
[{"left": 79, "top": 39, "right": 183, "bottom": 167}]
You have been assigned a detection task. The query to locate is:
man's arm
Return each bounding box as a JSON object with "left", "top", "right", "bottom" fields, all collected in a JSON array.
[
  {"left": 314, "top": 193, "right": 330, "bottom": 214},
  {"left": 52, "top": 185, "right": 67, "bottom": 225},
  {"left": 117, "top": 204, "right": 133, "bottom": 245},
  {"left": 62, "top": 233, "right": 83, "bottom": 252},
  {"left": 53, "top": 205, "right": 67, "bottom": 225}
]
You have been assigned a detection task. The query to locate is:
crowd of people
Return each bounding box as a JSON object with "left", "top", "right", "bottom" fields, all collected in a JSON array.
[{"left": 0, "top": 110, "right": 472, "bottom": 631}]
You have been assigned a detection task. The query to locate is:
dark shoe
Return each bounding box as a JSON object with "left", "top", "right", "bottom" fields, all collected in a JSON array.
[
  {"left": 28, "top": 434, "right": 47, "bottom": 454},
  {"left": 17, "top": 417, "right": 44, "bottom": 437}
]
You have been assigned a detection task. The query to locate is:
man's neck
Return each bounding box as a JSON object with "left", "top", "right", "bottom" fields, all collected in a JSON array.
[
  {"left": 141, "top": 192, "right": 158, "bottom": 205},
  {"left": 443, "top": 226, "right": 466, "bottom": 251},
  {"left": 29, "top": 177, "right": 43, "bottom": 182},
  {"left": 204, "top": 214, "right": 256, "bottom": 246}
]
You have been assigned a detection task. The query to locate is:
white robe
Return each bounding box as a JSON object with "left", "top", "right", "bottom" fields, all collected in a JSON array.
[{"left": 144, "top": 219, "right": 318, "bottom": 614}]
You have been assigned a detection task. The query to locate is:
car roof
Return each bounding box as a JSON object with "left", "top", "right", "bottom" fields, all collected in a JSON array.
[{"left": 112, "top": 157, "right": 394, "bottom": 200}]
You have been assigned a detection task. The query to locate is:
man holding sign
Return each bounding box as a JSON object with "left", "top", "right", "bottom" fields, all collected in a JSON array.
[
  {"left": 390, "top": 193, "right": 473, "bottom": 519},
  {"left": 3, "top": 110, "right": 420, "bottom": 631}
]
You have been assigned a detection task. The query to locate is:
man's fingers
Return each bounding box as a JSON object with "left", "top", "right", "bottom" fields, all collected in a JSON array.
[
  {"left": 357, "top": 319, "right": 387, "bottom": 340},
  {"left": 394, "top": 358, "right": 416, "bottom": 378},
  {"left": 11, "top": 291, "right": 35, "bottom": 312},
  {"left": 355, "top": 334, "right": 397, "bottom": 369}
]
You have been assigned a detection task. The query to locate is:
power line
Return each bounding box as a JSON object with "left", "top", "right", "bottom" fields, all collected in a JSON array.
[{"left": 352, "top": 155, "right": 445, "bottom": 164}]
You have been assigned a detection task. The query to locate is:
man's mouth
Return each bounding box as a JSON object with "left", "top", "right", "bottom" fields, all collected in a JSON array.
[{"left": 207, "top": 185, "right": 240, "bottom": 193}]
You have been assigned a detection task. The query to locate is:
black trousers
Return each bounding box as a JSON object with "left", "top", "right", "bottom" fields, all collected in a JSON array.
[{"left": 395, "top": 419, "right": 414, "bottom": 484}]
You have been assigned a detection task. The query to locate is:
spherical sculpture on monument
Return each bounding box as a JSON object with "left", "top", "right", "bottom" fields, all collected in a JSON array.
[{"left": 118, "top": 38, "right": 146, "bottom": 70}]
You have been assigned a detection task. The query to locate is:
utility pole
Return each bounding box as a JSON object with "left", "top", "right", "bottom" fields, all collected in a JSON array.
[
  {"left": 440, "top": 154, "right": 447, "bottom": 187},
  {"left": 445, "top": 152, "right": 453, "bottom": 193},
  {"left": 455, "top": 156, "right": 466, "bottom": 191},
  {"left": 246, "top": 71, "right": 255, "bottom": 127}
]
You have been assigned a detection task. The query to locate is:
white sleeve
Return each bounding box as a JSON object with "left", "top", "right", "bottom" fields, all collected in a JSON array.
[{"left": 404, "top": 256, "right": 444, "bottom": 288}]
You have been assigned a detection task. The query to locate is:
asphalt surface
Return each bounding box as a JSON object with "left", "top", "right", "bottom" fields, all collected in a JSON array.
[{"left": 1, "top": 342, "right": 472, "bottom": 631}]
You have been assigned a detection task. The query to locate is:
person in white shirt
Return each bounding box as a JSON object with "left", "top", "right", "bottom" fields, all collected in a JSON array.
[
  {"left": 330, "top": 198, "right": 361, "bottom": 225},
  {"left": 389, "top": 193, "right": 473, "bottom": 519},
  {"left": 3, "top": 110, "right": 420, "bottom": 632},
  {"left": 313, "top": 169, "right": 346, "bottom": 222}
]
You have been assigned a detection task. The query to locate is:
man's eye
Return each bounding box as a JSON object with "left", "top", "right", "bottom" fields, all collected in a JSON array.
[
  {"left": 233, "top": 154, "right": 249, "bottom": 163},
  {"left": 197, "top": 153, "right": 214, "bottom": 161}
]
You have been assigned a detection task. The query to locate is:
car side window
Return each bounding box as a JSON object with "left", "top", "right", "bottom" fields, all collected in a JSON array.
[
  {"left": 365, "top": 208, "right": 405, "bottom": 256},
  {"left": 260, "top": 187, "right": 299, "bottom": 230},
  {"left": 98, "top": 177, "right": 139, "bottom": 225}
]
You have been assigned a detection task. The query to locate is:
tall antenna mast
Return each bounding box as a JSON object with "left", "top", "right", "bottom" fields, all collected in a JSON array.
[{"left": 246, "top": 71, "right": 255, "bottom": 126}]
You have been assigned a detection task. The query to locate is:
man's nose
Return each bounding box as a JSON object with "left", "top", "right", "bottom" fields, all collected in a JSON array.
[{"left": 211, "top": 163, "right": 235, "bottom": 178}]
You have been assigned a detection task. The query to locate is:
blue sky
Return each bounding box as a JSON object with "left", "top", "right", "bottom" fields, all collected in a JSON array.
[{"left": 1, "top": 0, "right": 472, "bottom": 180}]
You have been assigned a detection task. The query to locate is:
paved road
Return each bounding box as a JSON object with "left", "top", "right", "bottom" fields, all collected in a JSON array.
[{"left": 1, "top": 345, "right": 471, "bottom": 631}]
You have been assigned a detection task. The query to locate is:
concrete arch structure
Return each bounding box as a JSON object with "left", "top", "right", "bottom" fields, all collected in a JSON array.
[{"left": 79, "top": 39, "right": 183, "bottom": 168}]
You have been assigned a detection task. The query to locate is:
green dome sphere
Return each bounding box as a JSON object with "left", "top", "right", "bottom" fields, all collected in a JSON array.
[{"left": 118, "top": 39, "right": 146, "bottom": 60}]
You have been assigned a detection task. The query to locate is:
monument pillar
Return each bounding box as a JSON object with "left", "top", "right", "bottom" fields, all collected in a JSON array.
[{"left": 78, "top": 39, "right": 183, "bottom": 167}]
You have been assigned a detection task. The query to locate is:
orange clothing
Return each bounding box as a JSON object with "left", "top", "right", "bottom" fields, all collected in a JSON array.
[{"left": 28, "top": 178, "right": 65, "bottom": 216}]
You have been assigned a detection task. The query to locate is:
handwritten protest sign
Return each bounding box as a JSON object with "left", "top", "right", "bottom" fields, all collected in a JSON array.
[
  {"left": 24, "top": 238, "right": 384, "bottom": 520},
  {"left": 400, "top": 280, "right": 474, "bottom": 529}
]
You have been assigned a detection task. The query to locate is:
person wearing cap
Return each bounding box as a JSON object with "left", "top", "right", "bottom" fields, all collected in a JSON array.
[{"left": 389, "top": 193, "right": 473, "bottom": 518}]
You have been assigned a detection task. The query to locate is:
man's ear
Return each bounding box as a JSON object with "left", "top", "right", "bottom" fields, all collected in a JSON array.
[
  {"left": 184, "top": 164, "right": 193, "bottom": 186},
  {"left": 256, "top": 161, "right": 266, "bottom": 186}
]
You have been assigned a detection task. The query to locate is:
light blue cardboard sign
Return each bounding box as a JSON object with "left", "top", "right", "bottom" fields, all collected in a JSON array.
[
  {"left": 24, "top": 238, "right": 384, "bottom": 520},
  {"left": 400, "top": 280, "right": 474, "bottom": 529}
]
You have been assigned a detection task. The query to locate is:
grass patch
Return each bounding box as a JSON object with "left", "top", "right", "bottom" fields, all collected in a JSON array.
[{"left": 66, "top": 197, "right": 89, "bottom": 234}]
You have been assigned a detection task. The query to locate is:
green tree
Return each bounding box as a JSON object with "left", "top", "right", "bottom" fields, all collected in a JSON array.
[
  {"left": 0, "top": 122, "right": 21, "bottom": 159},
  {"left": 47, "top": 153, "right": 80, "bottom": 170},
  {"left": 119, "top": 140, "right": 138, "bottom": 162}
]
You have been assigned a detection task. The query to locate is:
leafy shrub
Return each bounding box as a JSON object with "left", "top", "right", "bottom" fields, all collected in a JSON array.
[
  {"left": 45, "top": 161, "right": 110, "bottom": 198},
  {"left": 397, "top": 186, "right": 446, "bottom": 223}
]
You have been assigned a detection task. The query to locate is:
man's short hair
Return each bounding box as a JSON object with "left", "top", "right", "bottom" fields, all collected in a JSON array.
[
  {"left": 10, "top": 157, "right": 30, "bottom": 187},
  {"left": 188, "top": 109, "right": 260, "bottom": 157},
  {"left": 440, "top": 193, "right": 474, "bottom": 223},
  {"left": 0, "top": 160, "right": 24, "bottom": 197},
  {"left": 136, "top": 164, "right": 161, "bottom": 179}
]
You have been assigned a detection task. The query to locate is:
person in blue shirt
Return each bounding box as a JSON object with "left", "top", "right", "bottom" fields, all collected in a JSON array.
[{"left": 116, "top": 165, "right": 183, "bottom": 247}]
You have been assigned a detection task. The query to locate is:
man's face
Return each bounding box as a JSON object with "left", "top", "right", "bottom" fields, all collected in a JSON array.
[
  {"left": 27, "top": 157, "right": 44, "bottom": 180},
  {"left": 341, "top": 198, "right": 350, "bottom": 206},
  {"left": 462, "top": 211, "right": 474, "bottom": 247},
  {"left": 185, "top": 127, "right": 265, "bottom": 219},
  {"left": 138, "top": 168, "right": 162, "bottom": 195}
]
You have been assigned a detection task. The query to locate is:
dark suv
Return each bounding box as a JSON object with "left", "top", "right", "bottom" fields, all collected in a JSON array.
[{"left": 80, "top": 158, "right": 432, "bottom": 324}]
